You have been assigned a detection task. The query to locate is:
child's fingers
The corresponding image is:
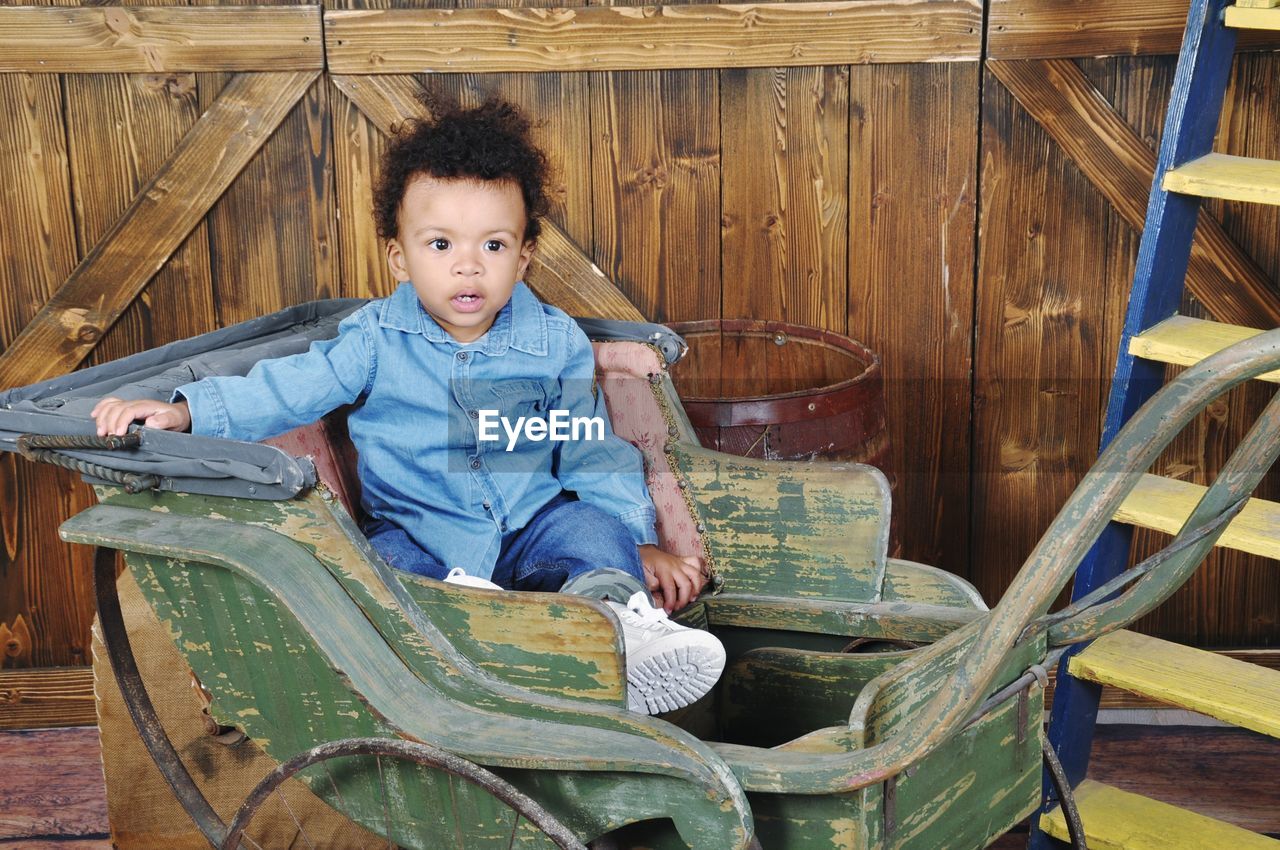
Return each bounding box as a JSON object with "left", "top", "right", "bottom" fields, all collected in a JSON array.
[
  {"left": 97, "top": 403, "right": 129, "bottom": 436},
  {"left": 90, "top": 397, "right": 121, "bottom": 418},
  {"left": 675, "top": 570, "right": 697, "bottom": 609},
  {"left": 103, "top": 401, "right": 150, "bottom": 435},
  {"left": 658, "top": 571, "right": 678, "bottom": 613}
]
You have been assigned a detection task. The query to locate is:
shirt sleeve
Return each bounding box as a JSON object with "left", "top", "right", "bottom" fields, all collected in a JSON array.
[
  {"left": 553, "top": 325, "right": 658, "bottom": 547},
  {"left": 174, "top": 307, "right": 376, "bottom": 442}
]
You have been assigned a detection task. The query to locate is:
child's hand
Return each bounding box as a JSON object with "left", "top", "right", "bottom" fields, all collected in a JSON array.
[
  {"left": 638, "top": 544, "right": 707, "bottom": 613},
  {"left": 91, "top": 397, "right": 192, "bottom": 436}
]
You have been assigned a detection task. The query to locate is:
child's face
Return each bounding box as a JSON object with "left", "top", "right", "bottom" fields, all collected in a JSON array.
[{"left": 386, "top": 175, "right": 535, "bottom": 343}]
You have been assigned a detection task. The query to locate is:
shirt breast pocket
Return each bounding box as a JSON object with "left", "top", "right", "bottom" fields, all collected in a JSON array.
[{"left": 488, "top": 380, "right": 548, "bottom": 422}]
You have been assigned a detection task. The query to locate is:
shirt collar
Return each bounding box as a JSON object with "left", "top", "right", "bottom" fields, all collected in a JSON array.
[{"left": 378, "top": 281, "right": 547, "bottom": 356}]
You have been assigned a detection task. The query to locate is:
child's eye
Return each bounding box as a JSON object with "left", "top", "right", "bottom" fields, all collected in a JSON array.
[
  {"left": 430, "top": 238, "right": 450, "bottom": 251},
  {"left": 484, "top": 239, "right": 505, "bottom": 252}
]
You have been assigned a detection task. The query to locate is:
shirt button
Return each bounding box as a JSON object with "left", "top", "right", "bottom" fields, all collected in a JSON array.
[
  {"left": 469, "top": 457, "right": 481, "bottom": 470},
  {"left": 482, "top": 501, "right": 491, "bottom": 510},
  {"left": 456, "top": 351, "right": 469, "bottom": 362},
  {"left": 500, "top": 522, "right": 508, "bottom": 532},
  {"left": 468, "top": 409, "right": 479, "bottom": 419}
]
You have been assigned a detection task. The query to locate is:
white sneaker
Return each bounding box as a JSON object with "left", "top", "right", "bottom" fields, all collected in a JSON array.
[
  {"left": 606, "top": 592, "right": 726, "bottom": 715},
  {"left": 443, "top": 567, "right": 503, "bottom": 590}
]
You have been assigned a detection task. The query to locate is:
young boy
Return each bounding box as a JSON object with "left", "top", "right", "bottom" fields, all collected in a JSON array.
[{"left": 92, "top": 98, "right": 724, "bottom": 715}]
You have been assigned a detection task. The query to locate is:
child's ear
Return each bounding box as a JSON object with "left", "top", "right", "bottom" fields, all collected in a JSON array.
[
  {"left": 516, "top": 240, "right": 536, "bottom": 281},
  {"left": 385, "top": 238, "right": 411, "bottom": 282}
]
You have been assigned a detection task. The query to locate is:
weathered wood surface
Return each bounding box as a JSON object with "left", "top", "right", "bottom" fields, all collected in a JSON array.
[
  {"left": 329, "top": 79, "right": 389, "bottom": 301},
  {"left": 94, "top": 569, "right": 384, "bottom": 850},
  {"left": 1225, "top": 3, "right": 1280, "bottom": 27},
  {"left": 1131, "top": 316, "right": 1280, "bottom": 382},
  {"left": 721, "top": 67, "right": 848, "bottom": 329},
  {"left": 0, "top": 727, "right": 107, "bottom": 843},
  {"left": 1044, "top": 647, "right": 1280, "bottom": 710},
  {"left": 1092, "top": 53, "right": 1280, "bottom": 648},
  {"left": 988, "top": 57, "right": 1280, "bottom": 330},
  {"left": 1041, "top": 779, "right": 1280, "bottom": 850},
  {"left": 0, "top": 667, "right": 96, "bottom": 730},
  {"left": 325, "top": 1, "right": 983, "bottom": 74},
  {"left": 1070, "top": 629, "right": 1280, "bottom": 737},
  {"left": 705, "top": 594, "right": 981, "bottom": 641},
  {"left": 61, "top": 65, "right": 217, "bottom": 365},
  {"left": 3, "top": 0, "right": 1277, "bottom": 682},
  {"left": 0, "top": 7, "right": 322, "bottom": 73},
  {"left": 989, "top": 0, "right": 1280, "bottom": 58},
  {"left": 0, "top": 71, "right": 318, "bottom": 390},
  {"left": 1082, "top": 724, "right": 1280, "bottom": 835},
  {"left": 1115, "top": 473, "right": 1280, "bottom": 559},
  {"left": 196, "top": 71, "right": 337, "bottom": 324},
  {"left": 674, "top": 444, "right": 891, "bottom": 600},
  {"left": 330, "top": 73, "right": 645, "bottom": 321},
  {"left": 0, "top": 70, "right": 97, "bottom": 673},
  {"left": 590, "top": 70, "right": 722, "bottom": 323},
  {"left": 1163, "top": 152, "right": 1280, "bottom": 205},
  {"left": 973, "top": 52, "right": 1280, "bottom": 648},
  {"left": 5, "top": 724, "right": 1276, "bottom": 847},
  {"left": 846, "top": 63, "right": 978, "bottom": 576},
  {"left": 67, "top": 492, "right": 753, "bottom": 847}
]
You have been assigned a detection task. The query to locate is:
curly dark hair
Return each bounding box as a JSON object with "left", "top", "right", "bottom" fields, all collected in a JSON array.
[{"left": 373, "top": 96, "right": 552, "bottom": 243}]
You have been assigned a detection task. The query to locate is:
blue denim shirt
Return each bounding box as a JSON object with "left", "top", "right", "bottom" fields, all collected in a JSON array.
[{"left": 177, "top": 282, "right": 658, "bottom": 579}]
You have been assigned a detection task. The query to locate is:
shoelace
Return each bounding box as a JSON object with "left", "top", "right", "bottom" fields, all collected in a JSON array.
[{"left": 620, "top": 593, "right": 675, "bottom": 633}]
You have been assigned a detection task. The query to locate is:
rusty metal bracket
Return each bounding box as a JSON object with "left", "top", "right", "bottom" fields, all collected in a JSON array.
[{"left": 882, "top": 774, "right": 898, "bottom": 841}]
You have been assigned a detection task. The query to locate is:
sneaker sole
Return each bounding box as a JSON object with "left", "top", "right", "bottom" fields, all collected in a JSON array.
[{"left": 627, "top": 637, "right": 726, "bottom": 715}]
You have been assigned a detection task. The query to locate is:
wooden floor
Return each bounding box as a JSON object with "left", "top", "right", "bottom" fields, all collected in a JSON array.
[{"left": 1, "top": 725, "right": 1277, "bottom": 848}]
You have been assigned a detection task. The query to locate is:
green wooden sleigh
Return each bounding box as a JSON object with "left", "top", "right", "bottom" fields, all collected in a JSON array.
[{"left": 4, "top": 299, "right": 1278, "bottom": 849}]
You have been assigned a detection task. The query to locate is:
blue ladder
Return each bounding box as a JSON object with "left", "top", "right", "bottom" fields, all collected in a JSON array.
[{"left": 1029, "top": 0, "right": 1280, "bottom": 846}]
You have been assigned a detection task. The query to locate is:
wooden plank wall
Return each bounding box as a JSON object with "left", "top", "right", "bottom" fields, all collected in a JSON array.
[
  {"left": 976, "top": 51, "right": 1280, "bottom": 644},
  {"left": 0, "top": 0, "right": 1276, "bottom": 688}
]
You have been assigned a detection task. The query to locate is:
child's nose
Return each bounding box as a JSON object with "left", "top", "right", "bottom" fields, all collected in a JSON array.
[{"left": 452, "top": 251, "right": 483, "bottom": 276}]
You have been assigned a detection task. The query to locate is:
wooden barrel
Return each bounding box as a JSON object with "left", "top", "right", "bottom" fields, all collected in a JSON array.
[{"left": 668, "top": 319, "right": 893, "bottom": 481}]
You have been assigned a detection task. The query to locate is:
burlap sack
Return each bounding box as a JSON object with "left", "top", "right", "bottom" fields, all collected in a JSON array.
[{"left": 92, "top": 568, "right": 380, "bottom": 849}]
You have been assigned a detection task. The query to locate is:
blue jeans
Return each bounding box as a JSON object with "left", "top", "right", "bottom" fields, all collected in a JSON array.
[{"left": 365, "top": 491, "right": 647, "bottom": 594}]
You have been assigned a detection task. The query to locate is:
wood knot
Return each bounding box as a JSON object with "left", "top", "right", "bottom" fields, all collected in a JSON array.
[
  {"left": 140, "top": 73, "right": 195, "bottom": 99},
  {"left": 76, "top": 324, "right": 102, "bottom": 343},
  {"left": 0, "top": 688, "right": 19, "bottom": 705},
  {"left": 0, "top": 615, "right": 33, "bottom": 667}
]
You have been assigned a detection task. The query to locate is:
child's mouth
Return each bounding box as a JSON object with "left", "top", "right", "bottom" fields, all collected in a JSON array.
[{"left": 452, "top": 292, "right": 484, "bottom": 313}]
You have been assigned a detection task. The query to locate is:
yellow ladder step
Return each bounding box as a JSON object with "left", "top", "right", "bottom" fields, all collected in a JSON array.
[
  {"left": 1129, "top": 316, "right": 1280, "bottom": 382},
  {"left": 1162, "top": 153, "right": 1280, "bottom": 205},
  {"left": 1236, "top": 0, "right": 1278, "bottom": 7},
  {"left": 1227, "top": 3, "right": 1280, "bottom": 28},
  {"left": 1040, "top": 779, "right": 1280, "bottom": 850},
  {"left": 1069, "top": 630, "right": 1280, "bottom": 737},
  {"left": 1115, "top": 473, "right": 1280, "bottom": 560}
]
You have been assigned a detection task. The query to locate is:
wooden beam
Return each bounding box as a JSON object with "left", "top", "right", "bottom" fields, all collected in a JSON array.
[
  {"left": 325, "top": 0, "right": 983, "bottom": 74},
  {"left": 0, "top": 6, "right": 322, "bottom": 73},
  {"left": 988, "top": 58, "right": 1280, "bottom": 330},
  {"left": 330, "top": 75, "right": 645, "bottom": 321},
  {"left": 0, "top": 667, "right": 96, "bottom": 730},
  {"left": 0, "top": 71, "right": 319, "bottom": 390},
  {"left": 1045, "top": 648, "right": 1280, "bottom": 711},
  {"left": 989, "top": 0, "right": 1280, "bottom": 59}
]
